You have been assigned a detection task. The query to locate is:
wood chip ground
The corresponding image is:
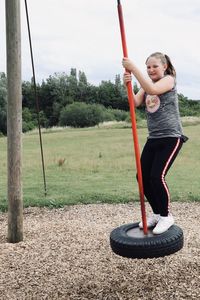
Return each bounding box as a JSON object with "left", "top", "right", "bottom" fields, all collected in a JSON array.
[{"left": 0, "top": 202, "right": 199, "bottom": 300}]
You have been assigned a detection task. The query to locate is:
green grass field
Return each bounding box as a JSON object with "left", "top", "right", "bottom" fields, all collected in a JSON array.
[{"left": 0, "top": 123, "right": 199, "bottom": 211}]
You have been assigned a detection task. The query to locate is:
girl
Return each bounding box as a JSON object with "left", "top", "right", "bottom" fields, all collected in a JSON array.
[{"left": 122, "top": 52, "right": 187, "bottom": 234}]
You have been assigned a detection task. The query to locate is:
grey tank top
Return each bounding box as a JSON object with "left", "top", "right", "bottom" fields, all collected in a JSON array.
[{"left": 144, "top": 79, "right": 183, "bottom": 139}]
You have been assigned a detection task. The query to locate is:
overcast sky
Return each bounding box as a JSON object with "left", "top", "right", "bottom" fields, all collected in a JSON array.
[{"left": 0, "top": 0, "right": 200, "bottom": 99}]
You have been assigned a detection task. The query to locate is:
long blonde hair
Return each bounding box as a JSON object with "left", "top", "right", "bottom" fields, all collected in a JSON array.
[{"left": 146, "top": 52, "right": 176, "bottom": 77}]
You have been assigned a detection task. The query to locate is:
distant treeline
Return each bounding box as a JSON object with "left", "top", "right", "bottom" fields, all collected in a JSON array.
[{"left": 0, "top": 70, "right": 200, "bottom": 134}]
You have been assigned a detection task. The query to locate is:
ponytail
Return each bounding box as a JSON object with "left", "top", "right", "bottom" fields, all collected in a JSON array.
[{"left": 164, "top": 54, "right": 176, "bottom": 77}]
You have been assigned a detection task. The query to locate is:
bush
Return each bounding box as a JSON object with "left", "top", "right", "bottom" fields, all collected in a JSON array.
[
  {"left": 22, "top": 108, "right": 49, "bottom": 132},
  {"left": 22, "top": 108, "right": 36, "bottom": 132},
  {"left": 0, "top": 111, "right": 7, "bottom": 135},
  {"left": 100, "top": 108, "right": 129, "bottom": 122},
  {"left": 22, "top": 121, "right": 36, "bottom": 133},
  {"left": 111, "top": 109, "right": 129, "bottom": 121},
  {"left": 59, "top": 102, "right": 104, "bottom": 128},
  {"left": 125, "top": 107, "right": 145, "bottom": 122},
  {"left": 101, "top": 108, "right": 115, "bottom": 122},
  {"left": 178, "top": 94, "right": 200, "bottom": 117}
]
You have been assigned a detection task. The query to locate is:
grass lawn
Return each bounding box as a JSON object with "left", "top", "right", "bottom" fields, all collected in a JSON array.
[{"left": 0, "top": 123, "right": 199, "bottom": 211}]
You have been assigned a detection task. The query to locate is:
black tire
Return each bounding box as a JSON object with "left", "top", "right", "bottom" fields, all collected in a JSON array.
[{"left": 110, "top": 222, "right": 184, "bottom": 259}]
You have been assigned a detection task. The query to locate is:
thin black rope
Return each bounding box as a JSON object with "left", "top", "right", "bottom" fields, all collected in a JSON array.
[{"left": 24, "top": 0, "right": 47, "bottom": 196}]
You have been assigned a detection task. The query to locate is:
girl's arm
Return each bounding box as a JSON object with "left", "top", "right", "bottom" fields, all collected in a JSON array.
[
  {"left": 122, "top": 58, "right": 174, "bottom": 95},
  {"left": 123, "top": 72, "right": 145, "bottom": 107},
  {"left": 134, "top": 88, "right": 145, "bottom": 107}
]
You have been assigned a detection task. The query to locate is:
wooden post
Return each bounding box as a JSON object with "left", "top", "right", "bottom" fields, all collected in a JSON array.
[{"left": 6, "top": 0, "right": 23, "bottom": 242}]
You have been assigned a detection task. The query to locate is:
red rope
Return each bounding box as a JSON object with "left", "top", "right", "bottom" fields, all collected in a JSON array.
[{"left": 117, "top": 1, "right": 147, "bottom": 234}]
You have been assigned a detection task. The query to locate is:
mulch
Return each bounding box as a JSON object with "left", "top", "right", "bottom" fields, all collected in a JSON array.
[{"left": 0, "top": 202, "right": 199, "bottom": 300}]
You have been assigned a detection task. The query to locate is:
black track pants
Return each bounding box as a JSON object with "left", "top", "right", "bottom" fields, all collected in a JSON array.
[{"left": 140, "top": 137, "right": 183, "bottom": 216}]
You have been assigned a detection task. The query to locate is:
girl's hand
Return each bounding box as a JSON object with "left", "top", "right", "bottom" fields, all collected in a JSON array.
[
  {"left": 122, "top": 57, "right": 135, "bottom": 72},
  {"left": 123, "top": 72, "right": 132, "bottom": 85}
]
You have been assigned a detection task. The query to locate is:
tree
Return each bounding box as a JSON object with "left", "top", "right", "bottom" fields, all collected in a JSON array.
[
  {"left": 39, "top": 73, "right": 72, "bottom": 126},
  {"left": 178, "top": 93, "right": 200, "bottom": 116},
  {"left": 77, "top": 71, "right": 89, "bottom": 102},
  {"left": 78, "top": 70, "right": 87, "bottom": 85},
  {"left": 22, "top": 80, "right": 38, "bottom": 110},
  {"left": 18, "top": 68, "right": 200, "bottom": 130},
  {"left": 97, "top": 77, "right": 129, "bottom": 110}
]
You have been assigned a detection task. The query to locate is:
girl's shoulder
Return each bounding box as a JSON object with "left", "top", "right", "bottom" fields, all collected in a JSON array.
[
  {"left": 158, "top": 75, "right": 176, "bottom": 94},
  {"left": 164, "top": 75, "right": 176, "bottom": 88}
]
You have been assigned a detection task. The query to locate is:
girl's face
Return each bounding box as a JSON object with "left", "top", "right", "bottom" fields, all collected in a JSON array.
[{"left": 146, "top": 57, "right": 167, "bottom": 82}]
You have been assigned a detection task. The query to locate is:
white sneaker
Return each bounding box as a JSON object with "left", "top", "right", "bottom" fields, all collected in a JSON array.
[
  {"left": 139, "top": 214, "right": 160, "bottom": 229},
  {"left": 153, "top": 215, "right": 175, "bottom": 235}
]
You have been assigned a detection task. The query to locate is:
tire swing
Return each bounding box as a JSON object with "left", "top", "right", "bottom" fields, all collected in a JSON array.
[
  {"left": 110, "top": 1, "right": 184, "bottom": 259},
  {"left": 110, "top": 223, "right": 184, "bottom": 259}
]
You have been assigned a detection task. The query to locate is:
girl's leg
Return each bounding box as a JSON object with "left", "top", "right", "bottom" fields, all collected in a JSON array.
[
  {"left": 140, "top": 140, "right": 160, "bottom": 214},
  {"left": 150, "top": 137, "right": 183, "bottom": 217}
]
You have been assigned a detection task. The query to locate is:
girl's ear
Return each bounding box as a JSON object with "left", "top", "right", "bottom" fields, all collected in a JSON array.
[
  {"left": 163, "top": 63, "right": 168, "bottom": 75},
  {"left": 163, "top": 63, "right": 168, "bottom": 71}
]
